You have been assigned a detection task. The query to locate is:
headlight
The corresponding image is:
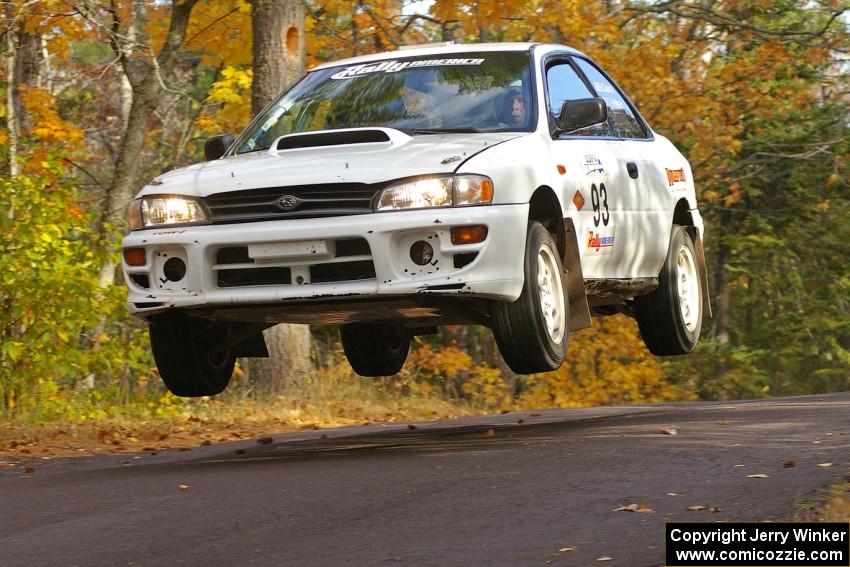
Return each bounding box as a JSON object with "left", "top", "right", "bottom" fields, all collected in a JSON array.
[
  {"left": 376, "top": 174, "right": 493, "bottom": 211},
  {"left": 127, "top": 196, "right": 207, "bottom": 230}
]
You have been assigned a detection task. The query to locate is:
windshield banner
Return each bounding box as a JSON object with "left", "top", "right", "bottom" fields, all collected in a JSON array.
[{"left": 330, "top": 58, "right": 485, "bottom": 80}]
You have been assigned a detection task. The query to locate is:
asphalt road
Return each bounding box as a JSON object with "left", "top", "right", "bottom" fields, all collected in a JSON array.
[{"left": 2, "top": 394, "right": 850, "bottom": 567}]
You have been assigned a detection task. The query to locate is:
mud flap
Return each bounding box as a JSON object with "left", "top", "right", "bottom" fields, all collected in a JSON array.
[
  {"left": 561, "top": 218, "right": 592, "bottom": 331},
  {"left": 693, "top": 231, "right": 713, "bottom": 319},
  {"left": 232, "top": 331, "right": 270, "bottom": 358}
]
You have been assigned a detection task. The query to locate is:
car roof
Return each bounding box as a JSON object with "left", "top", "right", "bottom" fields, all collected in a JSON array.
[{"left": 310, "top": 42, "right": 586, "bottom": 71}]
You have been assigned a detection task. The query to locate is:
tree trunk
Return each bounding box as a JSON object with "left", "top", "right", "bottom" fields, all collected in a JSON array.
[
  {"left": 251, "top": 324, "right": 312, "bottom": 396},
  {"left": 251, "top": 0, "right": 305, "bottom": 115},
  {"left": 101, "top": 0, "right": 199, "bottom": 234},
  {"left": 246, "top": 0, "right": 312, "bottom": 396},
  {"left": 4, "top": 5, "right": 19, "bottom": 178},
  {"left": 13, "top": 26, "right": 42, "bottom": 133},
  {"left": 94, "top": 0, "right": 198, "bottom": 292}
]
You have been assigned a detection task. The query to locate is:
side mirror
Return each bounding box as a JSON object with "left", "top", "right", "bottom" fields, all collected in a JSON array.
[
  {"left": 556, "top": 98, "right": 608, "bottom": 134},
  {"left": 204, "top": 133, "right": 234, "bottom": 161}
]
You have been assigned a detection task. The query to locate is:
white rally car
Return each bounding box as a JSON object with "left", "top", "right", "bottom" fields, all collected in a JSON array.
[{"left": 122, "top": 42, "right": 710, "bottom": 397}]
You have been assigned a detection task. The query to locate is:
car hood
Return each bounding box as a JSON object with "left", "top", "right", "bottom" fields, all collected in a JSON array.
[{"left": 138, "top": 130, "right": 524, "bottom": 198}]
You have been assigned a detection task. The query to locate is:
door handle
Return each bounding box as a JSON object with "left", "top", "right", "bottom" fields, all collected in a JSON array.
[{"left": 626, "top": 162, "right": 639, "bottom": 179}]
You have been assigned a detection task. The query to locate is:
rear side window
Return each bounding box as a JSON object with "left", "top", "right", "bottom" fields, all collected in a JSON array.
[
  {"left": 574, "top": 58, "right": 648, "bottom": 139},
  {"left": 545, "top": 62, "right": 612, "bottom": 137}
]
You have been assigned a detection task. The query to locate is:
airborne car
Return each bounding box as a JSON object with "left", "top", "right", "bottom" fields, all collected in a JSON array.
[{"left": 122, "top": 43, "right": 709, "bottom": 397}]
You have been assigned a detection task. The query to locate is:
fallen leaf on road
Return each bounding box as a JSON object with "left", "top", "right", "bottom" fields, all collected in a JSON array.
[
  {"left": 747, "top": 473, "right": 769, "bottom": 478},
  {"left": 558, "top": 547, "right": 576, "bottom": 552},
  {"left": 733, "top": 464, "right": 747, "bottom": 468},
  {"left": 783, "top": 460, "right": 795, "bottom": 468},
  {"left": 614, "top": 503, "right": 653, "bottom": 513},
  {"left": 179, "top": 484, "right": 189, "bottom": 491},
  {"left": 256, "top": 436, "right": 273, "bottom": 445},
  {"left": 667, "top": 492, "right": 680, "bottom": 496},
  {"left": 200, "top": 440, "right": 212, "bottom": 446},
  {"left": 710, "top": 507, "right": 721, "bottom": 513},
  {"left": 717, "top": 420, "right": 729, "bottom": 425},
  {"left": 407, "top": 424, "right": 417, "bottom": 430},
  {"left": 818, "top": 463, "right": 833, "bottom": 468},
  {"left": 24, "top": 465, "right": 34, "bottom": 474},
  {"left": 517, "top": 419, "right": 525, "bottom": 424},
  {"left": 661, "top": 427, "right": 678, "bottom": 435},
  {"left": 687, "top": 505, "right": 707, "bottom": 511},
  {"left": 813, "top": 440, "right": 822, "bottom": 444},
  {"left": 597, "top": 557, "right": 612, "bottom": 562},
  {"left": 484, "top": 429, "right": 496, "bottom": 438}
]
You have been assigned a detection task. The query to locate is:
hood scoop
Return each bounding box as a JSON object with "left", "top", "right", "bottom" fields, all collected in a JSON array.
[{"left": 270, "top": 127, "right": 411, "bottom": 155}]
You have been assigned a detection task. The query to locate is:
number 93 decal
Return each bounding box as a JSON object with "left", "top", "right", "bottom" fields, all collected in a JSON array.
[{"left": 590, "top": 183, "right": 610, "bottom": 227}]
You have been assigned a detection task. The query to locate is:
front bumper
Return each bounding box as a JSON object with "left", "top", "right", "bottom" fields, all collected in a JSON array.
[{"left": 121, "top": 204, "right": 529, "bottom": 321}]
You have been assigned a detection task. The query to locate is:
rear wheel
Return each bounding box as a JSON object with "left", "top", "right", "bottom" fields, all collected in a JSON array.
[
  {"left": 491, "top": 221, "right": 569, "bottom": 374},
  {"left": 340, "top": 323, "right": 410, "bottom": 377},
  {"left": 149, "top": 313, "right": 235, "bottom": 397},
  {"left": 634, "top": 225, "right": 703, "bottom": 355}
]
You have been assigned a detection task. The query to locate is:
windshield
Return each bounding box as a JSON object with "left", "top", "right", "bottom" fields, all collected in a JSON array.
[{"left": 234, "top": 51, "right": 533, "bottom": 154}]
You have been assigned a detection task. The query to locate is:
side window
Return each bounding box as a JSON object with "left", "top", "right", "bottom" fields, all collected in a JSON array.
[
  {"left": 545, "top": 61, "right": 612, "bottom": 137},
  {"left": 575, "top": 58, "right": 648, "bottom": 139}
]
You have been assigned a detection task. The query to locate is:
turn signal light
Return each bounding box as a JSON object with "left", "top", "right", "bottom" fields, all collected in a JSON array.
[
  {"left": 123, "top": 247, "right": 147, "bottom": 266},
  {"left": 450, "top": 225, "right": 488, "bottom": 245}
]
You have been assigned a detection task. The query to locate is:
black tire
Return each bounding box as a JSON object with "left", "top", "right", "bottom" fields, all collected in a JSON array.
[
  {"left": 491, "top": 221, "right": 569, "bottom": 374},
  {"left": 634, "top": 225, "right": 703, "bottom": 355},
  {"left": 149, "top": 313, "right": 235, "bottom": 397},
  {"left": 340, "top": 323, "right": 410, "bottom": 377}
]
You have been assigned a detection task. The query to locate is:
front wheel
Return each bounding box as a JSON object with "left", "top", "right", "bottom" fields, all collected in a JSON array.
[
  {"left": 634, "top": 225, "right": 703, "bottom": 355},
  {"left": 491, "top": 221, "right": 569, "bottom": 374},
  {"left": 340, "top": 323, "right": 411, "bottom": 377},
  {"left": 149, "top": 313, "right": 235, "bottom": 397}
]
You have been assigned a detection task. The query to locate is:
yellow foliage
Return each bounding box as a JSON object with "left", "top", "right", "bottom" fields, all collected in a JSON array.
[
  {"left": 518, "top": 316, "right": 695, "bottom": 408},
  {"left": 185, "top": 0, "right": 252, "bottom": 67},
  {"left": 199, "top": 67, "right": 253, "bottom": 134},
  {"left": 21, "top": 87, "right": 84, "bottom": 144}
]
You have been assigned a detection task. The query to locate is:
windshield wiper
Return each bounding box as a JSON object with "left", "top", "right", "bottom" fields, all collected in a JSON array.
[{"left": 402, "top": 127, "right": 481, "bottom": 135}]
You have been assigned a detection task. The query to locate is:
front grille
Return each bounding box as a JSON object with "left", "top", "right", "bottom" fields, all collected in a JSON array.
[
  {"left": 218, "top": 267, "right": 291, "bottom": 288},
  {"left": 213, "top": 237, "right": 376, "bottom": 288},
  {"left": 311, "top": 260, "right": 375, "bottom": 283},
  {"left": 204, "top": 184, "right": 379, "bottom": 223}
]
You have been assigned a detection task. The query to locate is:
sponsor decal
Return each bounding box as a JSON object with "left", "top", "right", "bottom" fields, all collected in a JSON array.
[
  {"left": 586, "top": 231, "right": 615, "bottom": 251},
  {"left": 330, "top": 58, "right": 485, "bottom": 80},
  {"left": 573, "top": 190, "right": 586, "bottom": 211},
  {"left": 583, "top": 154, "right": 604, "bottom": 175},
  {"left": 666, "top": 168, "right": 686, "bottom": 188}
]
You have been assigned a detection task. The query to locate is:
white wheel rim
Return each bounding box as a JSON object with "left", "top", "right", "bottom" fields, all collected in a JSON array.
[
  {"left": 537, "top": 245, "right": 566, "bottom": 344},
  {"left": 676, "top": 246, "right": 701, "bottom": 333}
]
